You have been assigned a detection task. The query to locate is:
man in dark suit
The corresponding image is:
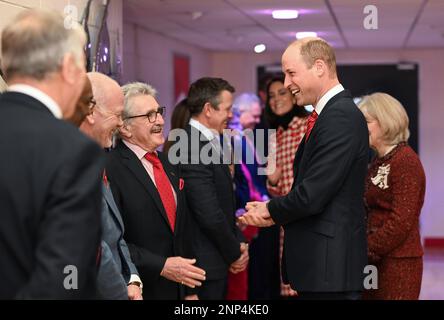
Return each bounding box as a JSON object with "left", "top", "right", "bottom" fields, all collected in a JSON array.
[
  {"left": 0, "top": 10, "right": 103, "bottom": 299},
  {"left": 174, "top": 78, "right": 249, "bottom": 300},
  {"left": 240, "top": 38, "right": 369, "bottom": 300},
  {"left": 106, "top": 82, "right": 206, "bottom": 300},
  {"left": 79, "top": 72, "right": 142, "bottom": 300}
]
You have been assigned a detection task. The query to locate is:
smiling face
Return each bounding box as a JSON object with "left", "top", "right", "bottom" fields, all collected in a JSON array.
[
  {"left": 124, "top": 94, "right": 165, "bottom": 152},
  {"left": 282, "top": 44, "right": 321, "bottom": 107},
  {"left": 268, "top": 80, "right": 295, "bottom": 116},
  {"left": 206, "top": 90, "right": 233, "bottom": 134}
]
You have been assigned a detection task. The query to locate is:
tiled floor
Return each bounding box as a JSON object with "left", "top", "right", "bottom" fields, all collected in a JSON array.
[{"left": 419, "top": 249, "right": 444, "bottom": 300}]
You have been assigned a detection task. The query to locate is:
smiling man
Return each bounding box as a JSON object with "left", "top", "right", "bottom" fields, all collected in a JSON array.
[
  {"left": 106, "top": 82, "right": 205, "bottom": 300},
  {"left": 177, "top": 77, "right": 249, "bottom": 300},
  {"left": 239, "top": 38, "right": 369, "bottom": 300}
]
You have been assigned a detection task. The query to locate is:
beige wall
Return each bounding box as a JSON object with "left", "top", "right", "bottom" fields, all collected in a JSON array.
[
  {"left": 211, "top": 48, "right": 444, "bottom": 240},
  {"left": 122, "top": 22, "right": 212, "bottom": 133}
]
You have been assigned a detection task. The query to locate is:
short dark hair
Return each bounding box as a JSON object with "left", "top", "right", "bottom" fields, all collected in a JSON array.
[{"left": 187, "top": 77, "right": 235, "bottom": 116}]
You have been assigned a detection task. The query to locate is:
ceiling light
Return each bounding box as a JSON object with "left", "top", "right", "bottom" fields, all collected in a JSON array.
[
  {"left": 254, "top": 44, "right": 266, "bottom": 54},
  {"left": 272, "top": 10, "right": 299, "bottom": 20},
  {"left": 296, "top": 31, "right": 318, "bottom": 39}
]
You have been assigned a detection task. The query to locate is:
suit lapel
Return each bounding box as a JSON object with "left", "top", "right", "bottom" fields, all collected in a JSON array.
[
  {"left": 102, "top": 183, "right": 124, "bottom": 229},
  {"left": 117, "top": 141, "right": 173, "bottom": 233}
]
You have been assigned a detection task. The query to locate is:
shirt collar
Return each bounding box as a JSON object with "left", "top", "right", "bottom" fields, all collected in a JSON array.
[
  {"left": 123, "top": 140, "right": 157, "bottom": 160},
  {"left": 314, "top": 84, "right": 344, "bottom": 115},
  {"left": 8, "top": 84, "right": 63, "bottom": 119},
  {"left": 189, "top": 118, "right": 216, "bottom": 141}
]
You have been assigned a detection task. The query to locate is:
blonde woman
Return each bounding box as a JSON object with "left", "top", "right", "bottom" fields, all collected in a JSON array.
[{"left": 358, "top": 92, "right": 425, "bottom": 300}]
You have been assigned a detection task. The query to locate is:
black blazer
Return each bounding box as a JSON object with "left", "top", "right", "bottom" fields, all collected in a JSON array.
[
  {"left": 176, "top": 124, "right": 243, "bottom": 281},
  {"left": 0, "top": 92, "right": 104, "bottom": 299},
  {"left": 268, "top": 90, "right": 369, "bottom": 292},
  {"left": 106, "top": 140, "right": 192, "bottom": 299}
]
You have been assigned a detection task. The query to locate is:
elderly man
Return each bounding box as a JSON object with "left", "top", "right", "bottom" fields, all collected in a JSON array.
[
  {"left": 240, "top": 38, "right": 369, "bottom": 300},
  {"left": 0, "top": 10, "right": 103, "bottom": 299},
  {"left": 68, "top": 76, "right": 95, "bottom": 127},
  {"left": 106, "top": 82, "right": 205, "bottom": 300},
  {"left": 79, "top": 72, "right": 142, "bottom": 300}
]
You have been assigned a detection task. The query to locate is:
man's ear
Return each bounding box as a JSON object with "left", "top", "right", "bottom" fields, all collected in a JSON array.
[
  {"left": 60, "top": 53, "right": 80, "bottom": 85},
  {"left": 119, "top": 123, "right": 132, "bottom": 139},
  {"left": 203, "top": 102, "right": 213, "bottom": 118},
  {"left": 314, "top": 59, "right": 326, "bottom": 77},
  {"left": 85, "top": 112, "right": 95, "bottom": 125}
]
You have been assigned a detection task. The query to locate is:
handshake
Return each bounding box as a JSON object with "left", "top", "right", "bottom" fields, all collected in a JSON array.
[{"left": 237, "top": 201, "right": 276, "bottom": 228}]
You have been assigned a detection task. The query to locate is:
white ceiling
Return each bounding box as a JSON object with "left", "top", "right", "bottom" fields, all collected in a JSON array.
[{"left": 124, "top": 0, "right": 444, "bottom": 52}]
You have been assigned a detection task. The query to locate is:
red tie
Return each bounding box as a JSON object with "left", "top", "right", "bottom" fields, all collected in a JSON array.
[
  {"left": 305, "top": 110, "right": 318, "bottom": 142},
  {"left": 144, "top": 153, "right": 176, "bottom": 231}
]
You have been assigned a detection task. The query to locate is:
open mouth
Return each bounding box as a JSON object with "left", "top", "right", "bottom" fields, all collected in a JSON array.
[
  {"left": 151, "top": 126, "right": 163, "bottom": 134},
  {"left": 291, "top": 89, "right": 301, "bottom": 96}
]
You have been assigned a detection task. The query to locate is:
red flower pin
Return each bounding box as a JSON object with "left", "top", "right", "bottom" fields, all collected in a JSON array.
[{"left": 179, "top": 178, "right": 185, "bottom": 191}]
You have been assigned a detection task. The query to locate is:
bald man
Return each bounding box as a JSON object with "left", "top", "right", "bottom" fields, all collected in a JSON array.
[
  {"left": 240, "top": 38, "right": 369, "bottom": 300},
  {"left": 67, "top": 77, "right": 94, "bottom": 127},
  {"left": 79, "top": 72, "right": 142, "bottom": 300}
]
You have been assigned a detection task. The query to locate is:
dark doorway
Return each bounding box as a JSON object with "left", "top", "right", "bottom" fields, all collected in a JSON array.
[
  {"left": 337, "top": 64, "right": 419, "bottom": 153},
  {"left": 258, "top": 63, "right": 419, "bottom": 153}
]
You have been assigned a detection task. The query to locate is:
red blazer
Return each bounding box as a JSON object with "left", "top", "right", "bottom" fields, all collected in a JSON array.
[{"left": 365, "top": 143, "right": 425, "bottom": 262}]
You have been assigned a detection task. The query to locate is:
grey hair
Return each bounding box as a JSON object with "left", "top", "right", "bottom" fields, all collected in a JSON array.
[
  {"left": 121, "top": 82, "right": 157, "bottom": 120},
  {"left": 232, "top": 93, "right": 260, "bottom": 115},
  {"left": 1, "top": 9, "right": 86, "bottom": 81}
]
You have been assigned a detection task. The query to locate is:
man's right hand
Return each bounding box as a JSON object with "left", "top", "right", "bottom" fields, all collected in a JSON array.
[
  {"left": 229, "top": 243, "right": 249, "bottom": 274},
  {"left": 160, "top": 257, "right": 206, "bottom": 289}
]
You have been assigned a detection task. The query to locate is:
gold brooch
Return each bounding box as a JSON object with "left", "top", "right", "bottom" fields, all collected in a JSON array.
[{"left": 371, "top": 164, "right": 390, "bottom": 190}]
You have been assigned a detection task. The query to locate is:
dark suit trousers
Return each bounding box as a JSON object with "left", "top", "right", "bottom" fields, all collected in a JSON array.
[
  {"left": 198, "top": 277, "right": 228, "bottom": 300},
  {"left": 296, "top": 291, "right": 362, "bottom": 300}
]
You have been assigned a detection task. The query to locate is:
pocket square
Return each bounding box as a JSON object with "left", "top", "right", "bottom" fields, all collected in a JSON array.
[{"left": 179, "top": 178, "right": 185, "bottom": 191}]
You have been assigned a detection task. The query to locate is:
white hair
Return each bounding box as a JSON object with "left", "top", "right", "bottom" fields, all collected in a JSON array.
[
  {"left": 1, "top": 9, "right": 86, "bottom": 80},
  {"left": 121, "top": 82, "right": 157, "bottom": 120}
]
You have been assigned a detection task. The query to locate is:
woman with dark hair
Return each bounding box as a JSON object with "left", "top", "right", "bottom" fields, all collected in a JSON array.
[
  {"left": 163, "top": 98, "right": 191, "bottom": 154},
  {"left": 264, "top": 75, "right": 309, "bottom": 298}
]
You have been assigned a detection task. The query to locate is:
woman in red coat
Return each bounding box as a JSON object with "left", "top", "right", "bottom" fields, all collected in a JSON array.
[{"left": 358, "top": 92, "right": 425, "bottom": 300}]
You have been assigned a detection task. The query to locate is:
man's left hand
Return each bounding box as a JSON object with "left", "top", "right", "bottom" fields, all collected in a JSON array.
[{"left": 128, "top": 284, "right": 143, "bottom": 300}]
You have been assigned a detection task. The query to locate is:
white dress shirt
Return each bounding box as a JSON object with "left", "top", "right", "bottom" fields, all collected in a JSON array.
[{"left": 314, "top": 84, "right": 344, "bottom": 115}]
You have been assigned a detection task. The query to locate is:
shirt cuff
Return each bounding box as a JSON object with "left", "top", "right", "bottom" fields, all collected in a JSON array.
[{"left": 128, "top": 274, "right": 143, "bottom": 288}]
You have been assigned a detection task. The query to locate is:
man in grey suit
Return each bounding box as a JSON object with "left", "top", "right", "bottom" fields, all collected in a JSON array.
[{"left": 79, "top": 72, "right": 142, "bottom": 300}]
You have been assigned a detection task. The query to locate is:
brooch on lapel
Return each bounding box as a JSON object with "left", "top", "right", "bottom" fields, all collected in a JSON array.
[
  {"left": 179, "top": 178, "right": 185, "bottom": 191},
  {"left": 371, "top": 164, "right": 390, "bottom": 190}
]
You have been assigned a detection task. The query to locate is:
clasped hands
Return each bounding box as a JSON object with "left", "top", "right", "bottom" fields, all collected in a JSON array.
[{"left": 237, "top": 201, "right": 275, "bottom": 228}]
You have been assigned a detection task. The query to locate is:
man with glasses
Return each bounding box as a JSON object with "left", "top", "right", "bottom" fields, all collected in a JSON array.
[
  {"left": 106, "top": 82, "right": 206, "bottom": 300},
  {"left": 79, "top": 72, "right": 142, "bottom": 300},
  {"left": 68, "top": 76, "right": 95, "bottom": 127}
]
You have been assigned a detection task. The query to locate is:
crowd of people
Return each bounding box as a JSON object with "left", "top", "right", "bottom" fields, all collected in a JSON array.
[{"left": 0, "top": 9, "right": 426, "bottom": 300}]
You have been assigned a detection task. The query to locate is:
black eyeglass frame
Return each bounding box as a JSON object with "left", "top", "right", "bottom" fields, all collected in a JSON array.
[{"left": 124, "top": 106, "right": 166, "bottom": 123}]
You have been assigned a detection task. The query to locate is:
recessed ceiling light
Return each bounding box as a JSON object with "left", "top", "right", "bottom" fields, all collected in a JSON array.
[
  {"left": 296, "top": 31, "right": 318, "bottom": 39},
  {"left": 254, "top": 44, "right": 266, "bottom": 54},
  {"left": 272, "top": 10, "right": 299, "bottom": 20}
]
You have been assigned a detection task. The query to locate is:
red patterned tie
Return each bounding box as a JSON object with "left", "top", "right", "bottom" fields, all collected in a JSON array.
[
  {"left": 305, "top": 110, "right": 318, "bottom": 142},
  {"left": 144, "top": 153, "right": 176, "bottom": 231}
]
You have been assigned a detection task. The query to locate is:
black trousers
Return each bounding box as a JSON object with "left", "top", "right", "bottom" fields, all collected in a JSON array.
[{"left": 198, "top": 277, "right": 228, "bottom": 300}]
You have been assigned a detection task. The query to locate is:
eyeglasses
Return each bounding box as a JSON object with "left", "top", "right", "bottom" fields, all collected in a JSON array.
[
  {"left": 124, "top": 106, "right": 165, "bottom": 123},
  {"left": 88, "top": 97, "right": 97, "bottom": 112}
]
